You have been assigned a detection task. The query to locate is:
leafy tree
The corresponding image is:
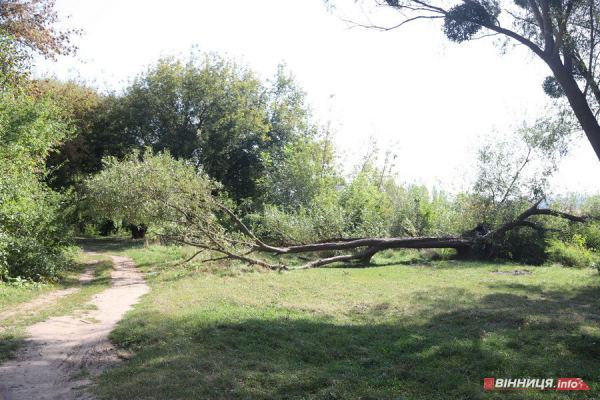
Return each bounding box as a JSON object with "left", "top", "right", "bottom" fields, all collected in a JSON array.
[
  {"left": 0, "top": 91, "right": 73, "bottom": 280},
  {"left": 470, "top": 116, "right": 571, "bottom": 227},
  {"left": 27, "top": 79, "right": 127, "bottom": 190},
  {"left": 0, "top": 0, "right": 79, "bottom": 59},
  {"left": 114, "top": 52, "right": 312, "bottom": 203},
  {"left": 0, "top": 32, "right": 30, "bottom": 90},
  {"left": 0, "top": 1, "right": 82, "bottom": 280},
  {"left": 0, "top": 0, "right": 79, "bottom": 90},
  {"left": 257, "top": 131, "right": 340, "bottom": 211},
  {"left": 334, "top": 0, "right": 600, "bottom": 160},
  {"left": 84, "top": 150, "right": 220, "bottom": 230}
]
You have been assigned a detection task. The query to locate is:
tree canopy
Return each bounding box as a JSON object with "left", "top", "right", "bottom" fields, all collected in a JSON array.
[
  {"left": 337, "top": 0, "right": 600, "bottom": 160},
  {"left": 0, "top": 0, "right": 79, "bottom": 59},
  {"left": 113, "top": 52, "right": 312, "bottom": 204},
  {"left": 0, "top": 0, "right": 79, "bottom": 90}
]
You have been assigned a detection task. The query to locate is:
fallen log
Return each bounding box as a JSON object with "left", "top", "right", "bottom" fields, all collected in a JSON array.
[{"left": 166, "top": 197, "right": 592, "bottom": 270}]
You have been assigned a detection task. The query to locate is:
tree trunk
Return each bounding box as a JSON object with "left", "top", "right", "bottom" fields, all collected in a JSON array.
[
  {"left": 547, "top": 56, "right": 600, "bottom": 160},
  {"left": 172, "top": 199, "right": 592, "bottom": 270}
]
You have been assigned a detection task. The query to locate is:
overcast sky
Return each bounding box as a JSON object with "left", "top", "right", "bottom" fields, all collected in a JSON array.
[{"left": 36, "top": 0, "right": 600, "bottom": 194}]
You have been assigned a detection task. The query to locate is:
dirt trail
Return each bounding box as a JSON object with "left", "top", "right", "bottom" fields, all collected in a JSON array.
[
  {"left": 0, "top": 262, "right": 96, "bottom": 332},
  {"left": 0, "top": 252, "right": 150, "bottom": 400}
]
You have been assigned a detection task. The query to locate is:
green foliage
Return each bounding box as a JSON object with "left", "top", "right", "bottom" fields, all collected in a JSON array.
[
  {"left": 496, "top": 227, "right": 549, "bottom": 265},
  {"left": 28, "top": 79, "right": 116, "bottom": 190},
  {"left": 443, "top": 2, "right": 492, "bottom": 43},
  {"left": 84, "top": 150, "right": 221, "bottom": 237},
  {"left": 0, "top": 91, "right": 74, "bottom": 280},
  {"left": 542, "top": 75, "right": 564, "bottom": 98},
  {"left": 468, "top": 116, "right": 571, "bottom": 231},
  {"left": 0, "top": 92, "right": 68, "bottom": 164},
  {"left": 339, "top": 171, "right": 390, "bottom": 237},
  {"left": 0, "top": 32, "right": 31, "bottom": 91},
  {"left": 386, "top": 184, "right": 461, "bottom": 237},
  {"left": 580, "top": 223, "right": 600, "bottom": 251},
  {"left": 113, "top": 51, "right": 312, "bottom": 203},
  {"left": 257, "top": 134, "right": 339, "bottom": 211},
  {"left": 256, "top": 141, "right": 393, "bottom": 244},
  {"left": 546, "top": 235, "right": 599, "bottom": 268}
]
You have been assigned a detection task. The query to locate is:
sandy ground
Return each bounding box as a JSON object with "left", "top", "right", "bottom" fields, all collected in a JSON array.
[{"left": 0, "top": 252, "right": 150, "bottom": 400}]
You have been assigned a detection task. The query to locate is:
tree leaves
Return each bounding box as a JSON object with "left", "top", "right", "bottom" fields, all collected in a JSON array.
[{"left": 443, "top": 2, "right": 492, "bottom": 43}]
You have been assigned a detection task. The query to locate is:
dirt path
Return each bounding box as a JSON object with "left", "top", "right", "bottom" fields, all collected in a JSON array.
[
  {"left": 0, "top": 262, "right": 97, "bottom": 333},
  {"left": 0, "top": 252, "right": 150, "bottom": 400}
]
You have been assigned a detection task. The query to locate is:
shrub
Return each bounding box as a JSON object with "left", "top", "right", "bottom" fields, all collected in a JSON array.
[
  {"left": 494, "top": 227, "right": 548, "bottom": 265},
  {"left": 3, "top": 237, "right": 74, "bottom": 281},
  {"left": 0, "top": 91, "right": 74, "bottom": 281},
  {"left": 546, "top": 236, "right": 599, "bottom": 268},
  {"left": 580, "top": 223, "right": 600, "bottom": 251}
]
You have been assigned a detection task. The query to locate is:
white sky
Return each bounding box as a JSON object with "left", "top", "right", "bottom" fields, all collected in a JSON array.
[{"left": 36, "top": 0, "right": 600, "bottom": 194}]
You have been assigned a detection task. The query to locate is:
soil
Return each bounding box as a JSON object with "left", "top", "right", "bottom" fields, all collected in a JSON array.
[
  {"left": 0, "top": 251, "right": 150, "bottom": 400},
  {"left": 0, "top": 262, "right": 97, "bottom": 333}
]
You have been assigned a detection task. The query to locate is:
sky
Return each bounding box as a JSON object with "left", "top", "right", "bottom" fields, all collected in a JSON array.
[{"left": 36, "top": 0, "right": 600, "bottom": 194}]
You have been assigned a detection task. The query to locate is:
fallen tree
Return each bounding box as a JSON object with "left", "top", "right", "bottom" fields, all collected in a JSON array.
[
  {"left": 84, "top": 151, "right": 595, "bottom": 271},
  {"left": 164, "top": 198, "right": 593, "bottom": 270}
]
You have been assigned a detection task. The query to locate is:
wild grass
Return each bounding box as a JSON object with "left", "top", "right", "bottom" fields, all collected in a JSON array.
[
  {"left": 82, "top": 238, "right": 600, "bottom": 399},
  {"left": 0, "top": 252, "right": 114, "bottom": 361}
]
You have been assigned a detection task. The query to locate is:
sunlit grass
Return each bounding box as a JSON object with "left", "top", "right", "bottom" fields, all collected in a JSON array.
[{"left": 83, "top": 238, "right": 600, "bottom": 399}]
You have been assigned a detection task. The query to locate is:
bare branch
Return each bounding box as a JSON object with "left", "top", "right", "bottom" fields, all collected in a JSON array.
[{"left": 342, "top": 15, "right": 444, "bottom": 32}]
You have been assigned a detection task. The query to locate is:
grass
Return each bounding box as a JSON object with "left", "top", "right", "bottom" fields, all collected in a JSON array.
[
  {"left": 75, "top": 238, "right": 600, "bottom": 400},
  {"left": 0, "top": 251, "right": 114, "bottom": 361}
]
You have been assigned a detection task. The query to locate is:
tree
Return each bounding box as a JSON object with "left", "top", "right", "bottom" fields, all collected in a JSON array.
[
  {"left": 85, "top": 151, "right": 595, "bottom": 270},
  {"left": 0, "top": 0, "right": 79, "bottom": 90},
  {"left": 0, "top": 0, "right": 78, "bottom": 59},
  {"left": 333, "top": 0, "right": 600, "bottom": 160},
  {"left": 257, "top": 132, "right": 340, "bottom": 211},
  {"left": 115, "top": 52, "right": 312, "bottom": 203},
  {"left": 0, "top": 91, "right": 73, "bottom": 280},
  {"left": 0, "top": 32, "right": 30, "bottom": 90},
  {"left": 27, "top": 79, "right": 126, "bottom": 190}
]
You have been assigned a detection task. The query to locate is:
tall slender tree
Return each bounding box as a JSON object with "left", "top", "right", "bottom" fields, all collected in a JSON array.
[{"left": 331, "top": 0, "right": 600, "bottom": 160}]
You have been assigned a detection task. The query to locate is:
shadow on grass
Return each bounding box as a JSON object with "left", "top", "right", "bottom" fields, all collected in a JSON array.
[
  {"left": 334, "top": 258, "right": 522, "bottom": 270},
  {"left": 0, "top": 330, "right": 25, "bottom": 362},
  {"left": 101, "top": 285, "right": 600, "bottom": 400},
  {"left": 75, "top": 236, "right": 146, "bottom": 254}
]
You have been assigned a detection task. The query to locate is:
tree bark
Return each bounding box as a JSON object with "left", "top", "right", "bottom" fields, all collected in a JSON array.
[{"left": 546, "top": 56, "right": 600, "bottom": 160}]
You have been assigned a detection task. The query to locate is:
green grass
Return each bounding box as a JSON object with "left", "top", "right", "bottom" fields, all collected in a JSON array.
[
  {"left": 76, "top": 239, "right": 600, "bottom": 398},
  {"left": 0, "top": 251, "right": 114, "bottom": 361}
]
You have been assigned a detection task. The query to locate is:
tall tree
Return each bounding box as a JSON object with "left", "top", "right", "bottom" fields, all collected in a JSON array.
[
  {"left": 115, "top": 51, "right": 312, "bottom": 203},
  {"left": 0, "top": 91, "right": 73, "bottom": 280},
  {"left": 333, "top": 0, "right": 600, "bottom": 160},
  {"left": 27, "top": 79, "right": 126, "bottom": 190}
]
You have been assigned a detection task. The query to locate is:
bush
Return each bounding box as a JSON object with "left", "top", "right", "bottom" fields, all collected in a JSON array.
[
  {"left": 3, "top": 237, "right": 74, "bottom": 281},
  {"left": 494, "top": 227, "right": 548, "bottom": 265},
  {"left": 546, "top": 236, "right": 599, "bottom": 268},
  {"left": 0, "top": 91, "right": 74, "bottom": 281},
  {"left": 580, "top": 223, "right": 600, "bottom": 251}
]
